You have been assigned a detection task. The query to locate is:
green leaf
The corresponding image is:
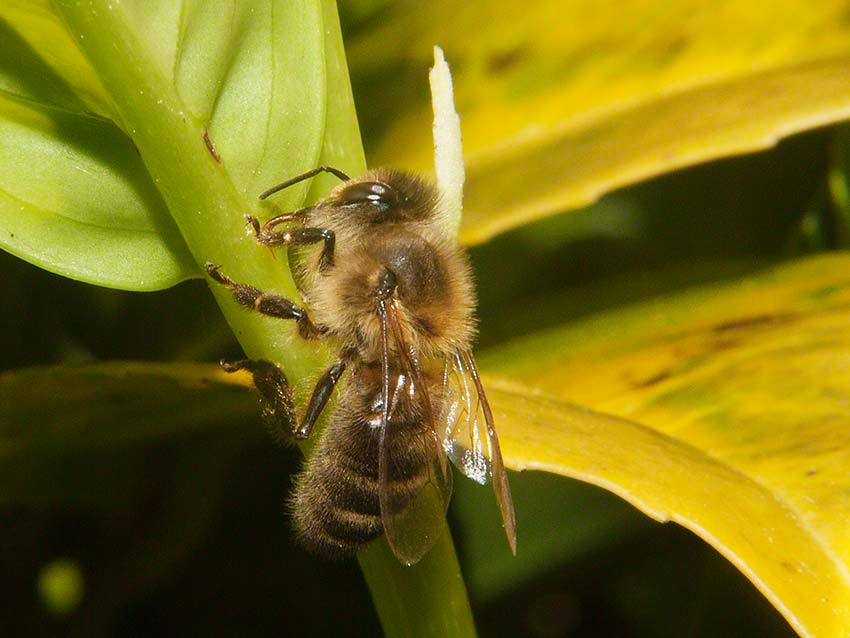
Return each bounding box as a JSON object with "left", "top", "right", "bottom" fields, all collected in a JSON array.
[
  {"left": 0, "top": 1, "right": 115, "bottom": 117},
  {"left": 349, "top": 0, "right": 850, "bottom": 244},
  {"left": 0, "top": 4, "right": 197, "bottom": 289},
  {"left": 169, "top": 0, "right": 329, "bottom": 198},
  {"left": 482, "top": 253, "right": 850, "bottom": 637},
  {"left": 0, "top": 362, "right": 255, "bottom": 459},
  {"left": 0, "top": 362, "right": 257, "bottom": 513},
  {"left": 0, "top": 95, "right": 197, "bottom": 289},
  {"left": 48, "top": 0, "right": 338, "bottom": 377}
]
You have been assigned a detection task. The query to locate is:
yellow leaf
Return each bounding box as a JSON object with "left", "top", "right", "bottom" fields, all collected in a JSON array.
[
  {"left": 481, "top": 253, "right": 850, "bottom": 637},
  {"left": 349, "top": 0, "right": 850, "bottom": 244}
]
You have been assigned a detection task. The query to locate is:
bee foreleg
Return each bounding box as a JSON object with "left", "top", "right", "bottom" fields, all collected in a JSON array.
[
  {"left": 220, "top": 358, "right": 296, "bottom": 443},
  {"left": 245, "top": 209, "right": 308, "bottom": 237},
  {"left": 248, "top": 225, "right": 336, "bottom": 271},
  {"left": 205, "top": 263, "right": 324, "bottom": 339},
  {"left": 295, "top": 361, "right": 347, "bottom": 439}
]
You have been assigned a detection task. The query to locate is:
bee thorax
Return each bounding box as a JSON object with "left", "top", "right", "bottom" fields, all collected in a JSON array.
[{"left": 305, "top": 232, "right": 475, "bottom": 358}]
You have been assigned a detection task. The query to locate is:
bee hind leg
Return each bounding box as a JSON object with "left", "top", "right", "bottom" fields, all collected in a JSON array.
[
  {"left": 296, "top": 361, "right": 346, "bottom": 439},
  {"left": 222, "top": 358, "right": 346, "bottom": 443},
  {"left": 221, "top": 358, "right": 296, "bottom": 444}
]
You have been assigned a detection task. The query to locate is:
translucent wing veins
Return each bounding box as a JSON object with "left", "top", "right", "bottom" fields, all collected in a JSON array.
[{"left": 444, "top": 350, "right": 517, "bottom": 555}]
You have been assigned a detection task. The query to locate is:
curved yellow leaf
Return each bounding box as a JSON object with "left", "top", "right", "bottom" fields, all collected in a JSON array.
[
  {"left": 482, "top": 253, "right": 850, "bottom": 637},
  {"left": 488, "top": 381, "right": 845, "bottom": 638},
  {"left": 349, "top": 0, "right": 850, "bottom": 244}
]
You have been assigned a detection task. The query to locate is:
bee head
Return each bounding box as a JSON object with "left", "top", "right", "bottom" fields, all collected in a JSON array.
[
  {"left": 338, "top": 180, "right": 404, "bottom": 213},
  {"left": 328, "top": 169, "right": 437, "bottom": 224}
]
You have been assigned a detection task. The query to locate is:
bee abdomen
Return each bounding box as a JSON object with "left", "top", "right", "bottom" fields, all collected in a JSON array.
[
  {"left": 291, "top": 453, "right": 381, "bottom": 558},
  {"left": 290, "top": 416, "right": 433, "bottom": 559}
]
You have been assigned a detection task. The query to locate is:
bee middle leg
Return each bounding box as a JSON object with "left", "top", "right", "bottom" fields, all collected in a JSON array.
[
  {"left": 222, "top": 358, "right": 346, "bottom": 442},
  {"left": 207, "top": 262, "right": 347, "bottom": 438},
  {"left": 205, "top": 262, "right": 323, "bottom": 339}
]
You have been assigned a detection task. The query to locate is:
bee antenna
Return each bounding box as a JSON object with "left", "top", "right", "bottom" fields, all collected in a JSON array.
[{"left": 259, "top": 166, "right": 351, "bottom": 201}]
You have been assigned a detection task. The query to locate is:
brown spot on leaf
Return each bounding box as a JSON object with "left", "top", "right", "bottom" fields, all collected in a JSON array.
[
  {"left": 487, "top": 45, "right": 529, "bottom": 74},
  {"left": 631, "top": 369, "right": 673, "bottom": 389},
  {"left": 711, "top": 313, "right": 796, "bottom": 334},
  {"left": 203, "top": 129, "right": 221, "bottom": 164}
]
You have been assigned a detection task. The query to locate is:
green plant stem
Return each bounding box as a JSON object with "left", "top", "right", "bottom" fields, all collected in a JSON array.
[
  {"left": 52, "top": 0, "right": 324, "bottom": 379},
  {"left": 360, "top": 533, "right": 477, "bottom": 637},
  {"left": 52, "top": 1, "right": 476, "bottom": 635}
]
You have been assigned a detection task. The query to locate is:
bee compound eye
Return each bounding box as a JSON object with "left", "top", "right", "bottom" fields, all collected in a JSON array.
[{"left": 339, "top": 181, "right": 399, "bottom": 208}]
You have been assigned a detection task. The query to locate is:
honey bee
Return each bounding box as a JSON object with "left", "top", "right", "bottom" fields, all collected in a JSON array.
[{"left": 206, "top": 166, "right": 516, "bottom": 565}]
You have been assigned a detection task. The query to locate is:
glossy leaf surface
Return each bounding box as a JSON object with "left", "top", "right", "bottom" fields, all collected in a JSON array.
[
  {"left": 349, "top": 0, "right": 850, "bottom": 244},
  {"left": 0, "top": 3, "right": 196, "bottom": 289},
  {"left": 482, "top": 253, "right": 850, "bottom": 637}
]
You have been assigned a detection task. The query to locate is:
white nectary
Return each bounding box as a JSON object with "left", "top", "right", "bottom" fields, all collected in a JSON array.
[{"left": 430, "top": 45, "right": 465, "bottom": 244}]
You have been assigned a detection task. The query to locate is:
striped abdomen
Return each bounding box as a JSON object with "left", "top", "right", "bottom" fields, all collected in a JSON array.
[{"left": 290, "top": 366, "right": 439, "bottom": 558}]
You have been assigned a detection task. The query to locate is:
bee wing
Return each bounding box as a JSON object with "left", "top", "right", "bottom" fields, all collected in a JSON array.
[
  {"left": 443, "top": 350, "right": 517, "bottom": 555},
  {"left": 377, "top": 299, "right": 453, "bottom": 565}
]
